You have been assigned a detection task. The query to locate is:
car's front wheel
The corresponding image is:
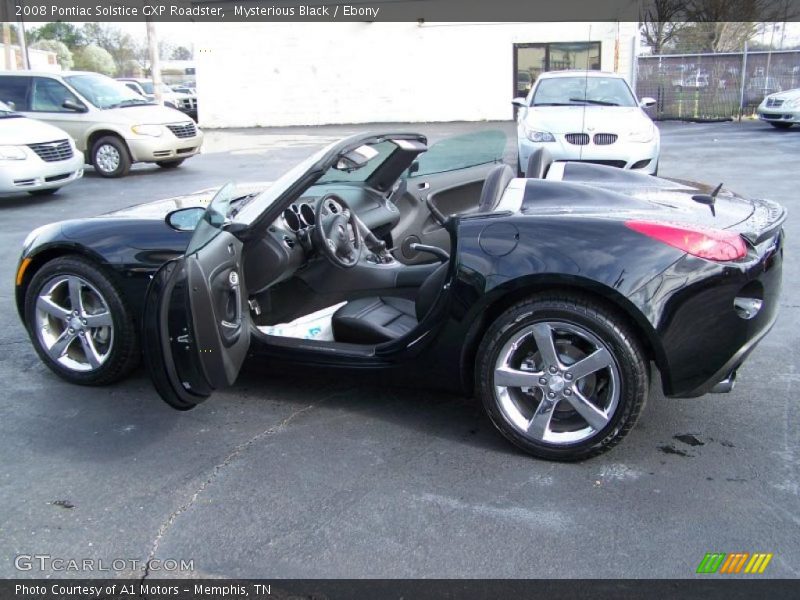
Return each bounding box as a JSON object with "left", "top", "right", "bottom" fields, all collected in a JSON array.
[
  {"left": 24, "top": 256, "right": 140, "bottom": 385},
  {"left": 769, "top": 122, "right": 793, "bottom": 129},
  {"left": 91, "top": 136, "right": 131, "bottom": 178},
  {"left": 477, "top": 294, "right": 649, "bottom": 461}
]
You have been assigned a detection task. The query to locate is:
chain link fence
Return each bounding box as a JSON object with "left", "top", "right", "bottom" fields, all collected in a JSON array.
[{"left": 635, "top": 49, "right": 800, "bottom": 121}]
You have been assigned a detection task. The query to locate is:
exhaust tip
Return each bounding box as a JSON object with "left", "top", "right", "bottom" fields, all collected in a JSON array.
[{"left": 711, "top": 370, "right": 737, "bottom": 394}]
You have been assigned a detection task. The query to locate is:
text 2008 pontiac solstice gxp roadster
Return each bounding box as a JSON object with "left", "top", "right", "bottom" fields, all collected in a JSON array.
[{"left": 15, "top": 131, "right": 785, "bottom": 460}]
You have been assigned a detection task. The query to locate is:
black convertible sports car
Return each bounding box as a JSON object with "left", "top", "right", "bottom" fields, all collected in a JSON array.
[{"left": 14, "top": 131, "right": 785, "bottom": 460}]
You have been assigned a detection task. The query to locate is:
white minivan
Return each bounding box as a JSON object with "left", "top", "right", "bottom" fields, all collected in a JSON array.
[{"left": 0, "top": 71, "right": 204, "bottom": 178}]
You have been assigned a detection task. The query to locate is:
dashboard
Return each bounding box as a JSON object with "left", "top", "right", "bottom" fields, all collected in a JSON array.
[{"left": 243, "top": 182, "right": 403, "bottom": 294}]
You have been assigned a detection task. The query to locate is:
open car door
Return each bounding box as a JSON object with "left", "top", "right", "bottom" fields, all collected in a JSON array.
[
  {"left": 143, "top": 183, "right": 250, "bottom": 410},
  {"left": 390, "top": 130, "right": 507, "bottom": 264}
]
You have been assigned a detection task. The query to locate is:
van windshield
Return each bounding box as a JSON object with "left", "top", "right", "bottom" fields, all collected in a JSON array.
[{"left": 65, "top": 73, "right": 152, "bottom": 109}]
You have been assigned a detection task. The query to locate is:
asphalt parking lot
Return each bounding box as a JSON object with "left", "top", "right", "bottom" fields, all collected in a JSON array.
[{"left": 1, "top": 119, "right": 798, "bottom": 579}]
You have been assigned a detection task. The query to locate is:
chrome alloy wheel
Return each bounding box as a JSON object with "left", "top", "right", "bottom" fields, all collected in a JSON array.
[
  {"left": 493, "top": 321, "right": 620, "bottom": 445},
  {"left": 34, "top": 275, "right": 114, "bottom": 372},
  {"left": 95, "top": 144, "right": 121, "bottom": 174}
]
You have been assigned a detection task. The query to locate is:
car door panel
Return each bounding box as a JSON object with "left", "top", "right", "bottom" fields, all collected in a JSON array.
[
  {"left": 144, "top": 229, "right": 250, "bottom": 409},
  {"left": 144, "top": 183, "right": 250, "bottom": 410},
  {"left": 388, "top": 130, "right": 507, "bottom": 265},
  {"left": 391, "top": 165, "right": 494, "bottom": 264}
]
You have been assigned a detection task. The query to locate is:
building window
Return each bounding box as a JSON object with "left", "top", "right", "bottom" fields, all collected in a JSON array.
[{"left": 514, "top": 42, "right": 601, "bottom": 97}]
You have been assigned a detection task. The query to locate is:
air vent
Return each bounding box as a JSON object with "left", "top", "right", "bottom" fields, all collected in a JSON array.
[
  {"left": 327, "top": 201, "right": 339, "bottom": 214},
  {"left": 283, "top": 236, "right": 295, "bottom": 249}
]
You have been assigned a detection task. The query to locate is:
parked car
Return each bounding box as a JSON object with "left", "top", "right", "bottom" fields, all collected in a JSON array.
[
  {"left": 671, "top": 71, "right": 710, "bottom": 90},
  {"left": 0, "top": 100, "right": 83, "bottom": 196},
  {"left": 14, "top": 131, "right": 784, "bottom": 461},
  {"left": 757, "top": 87, "right": 800, "bottom": 129},
  {"left": 513, "top": 70, "right": 660, "bottom": 175},
  {"left": 117, "top": 78, "right": 198, "bottom": 121},
  {"left": 0, "top": 71, "right": 204, "bottom": 178},
  {"left": 170, "top": 84, "right": 197, "bottom": 96}
]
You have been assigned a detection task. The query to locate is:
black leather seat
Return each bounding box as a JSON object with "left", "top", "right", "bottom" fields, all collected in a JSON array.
[
  {"left": 478, "top": 164, "right": 515, "bottom": 213},
  {"left": 526, "top": 147, "right": 554, "bottom": 179},
  {"left": 332, "top": 263, "right": 448, "bottom": 344}
]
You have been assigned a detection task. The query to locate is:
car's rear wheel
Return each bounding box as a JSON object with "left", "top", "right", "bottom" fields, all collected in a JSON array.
[
  {"left": 769, "top": 122, "right": 793, "bottom": 129},
  {"left": 156, "top": 159, "right": 185, "bottom": 169},
  {"left": 91, "top": 136, "right": 131, "bottom": 178},
  {"left": 477, "top": 294, "right": 649, "bottom": 461},
  {"left": 24, "top": 256, "right": 140, "bottom": 385}
]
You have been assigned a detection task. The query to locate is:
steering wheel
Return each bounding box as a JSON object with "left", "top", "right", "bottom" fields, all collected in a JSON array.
[{"left": 312, "top": 193, "right": 362, "bottom": 269}]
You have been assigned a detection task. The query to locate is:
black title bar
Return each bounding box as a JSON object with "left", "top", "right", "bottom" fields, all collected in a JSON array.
[{"left": 4, "top": 0, "right": 800, "bottom": 22}]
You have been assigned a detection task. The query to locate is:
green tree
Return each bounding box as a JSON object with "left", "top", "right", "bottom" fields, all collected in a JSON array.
[
  {"left": 81, "top": 24, "right": 140, "bottom": 68},
  {"left": 27, "top": 22, "right": 85, "bottom": 48},
  {"left": 30, "top": 39, "right": 73, "bottom": 70},
  {"left": 73, "top": 44, "right": 116, "bottom": 76},
  {"left": 171, "top": 46, "right": 193, "bottom": 61}
]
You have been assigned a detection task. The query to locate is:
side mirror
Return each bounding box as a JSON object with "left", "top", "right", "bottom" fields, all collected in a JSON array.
[
  {"left": 640, "top": 97, "right": 656, "bottom": 108},
  {"left": 62, "top": 99, "right": 87, "bottom": 112},
  {"left": 166, "top": 207, "right": 206, "bottom": 232},
  {"left": 512, "top": 97, "right": 528, "bottom": 108}
]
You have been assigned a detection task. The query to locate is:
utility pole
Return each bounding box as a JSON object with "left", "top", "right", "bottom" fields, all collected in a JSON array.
[
  {"left": 18, "top": 19, "right": 29, "bottom": 69},
  {"left": 2, "top": 0, "right": 14, "bottom": 70},
  {"left": 146, "top": 20, "right": 163, "bottom": 104}
]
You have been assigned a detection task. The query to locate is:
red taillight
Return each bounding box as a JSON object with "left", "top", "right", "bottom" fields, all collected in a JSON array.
[{"left": 625, "top": 220, "right": 747, "bottom": 261}]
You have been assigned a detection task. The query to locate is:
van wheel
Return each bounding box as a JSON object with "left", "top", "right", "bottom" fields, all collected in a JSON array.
[
  {"left": 92, "top": 136, "right": 131, "bottom": 178},
  {"left": 156, "top": 159, "right": 185, "bottom": 169}
]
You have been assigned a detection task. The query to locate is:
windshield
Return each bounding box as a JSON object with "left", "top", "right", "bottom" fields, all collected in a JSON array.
[
  {"left": 234, "top": 140, "right": 349, "bottom": 224},
  {"left": 186, "top": 183, "right": 237, "bottom": 255},
  {"left": 66, "top": 74, "right": 151, "bottom": 109},
  {"left": 531, "top": 76, "right": 637, "bottom": 107},
  {"left": 316, "top": 140, "right": 396, "bottom": 184}
]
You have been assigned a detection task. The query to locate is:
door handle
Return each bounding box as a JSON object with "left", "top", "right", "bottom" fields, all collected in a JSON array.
[
  {"left": 220, "top": 271, "right": 242, "bottom": 335},
  {"left": 417, "top": 182, "right": 430, "bottom": 190}
]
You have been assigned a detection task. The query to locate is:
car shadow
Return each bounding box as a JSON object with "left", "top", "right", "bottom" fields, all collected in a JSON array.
[
  {"left": 233, "top": 361, "right": 520, "bottom": 457},
  {"left": 14, "top": 355, "right": 518, "bottom": 466}
]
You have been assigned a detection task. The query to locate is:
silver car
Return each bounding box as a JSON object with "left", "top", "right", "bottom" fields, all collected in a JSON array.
[
  {"left": 0, "top": 71, "right": 204, "bottom": 178},
  {"left": 757, "top": 87, "right": 800, "bottom": 129},
  {"left": 0, "top": 100, "right": 83, "bottom": 196}
]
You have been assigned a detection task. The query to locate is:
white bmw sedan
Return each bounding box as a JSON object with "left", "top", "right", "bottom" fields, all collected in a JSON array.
[
  {"left": 0, "top": 101, "right": 83, "bottom": 197},
  {"left": 513, "top": 71, "right": 660, "bottom": 176}
]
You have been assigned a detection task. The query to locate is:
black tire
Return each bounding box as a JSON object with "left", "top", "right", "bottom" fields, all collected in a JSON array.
[
  {"left": 156, "top": 159, "right": 185, "bottom": 169},
  {"left": 476, "top": 293, "right": 649, "bottom": 461},
  {"left": 91, "top": 135, "right": 131, "bottom": 178},
  {"left": 28, "top": 188, "right": 59, "bottom": 196},
  {"left": 24, "top": 256, "right": 140, "bottom": 385},
  {"left": 652, "top": 161, "right": 659, "bottom": 176},
  {"left": 769, "top": 122, "right": 793, "bottom": 129}
]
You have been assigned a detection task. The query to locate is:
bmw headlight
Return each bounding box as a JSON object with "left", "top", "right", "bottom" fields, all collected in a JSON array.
[
  {"left": 629, "top": 125, "right": 655, "bottom": 143},
  {"left": 0, "top": 145, "right": 27, "bottom": 160},
  {"left": 524, "top": 126, "right": 555, "bottom": 143},
  {"left": 131, "top": 124, "right": 163, "bottom": 137}
]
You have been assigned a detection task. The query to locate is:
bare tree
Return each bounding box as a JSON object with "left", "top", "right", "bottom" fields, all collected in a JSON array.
[{"left": 640, "top": 0, "right": 691, "bottom": 54}]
